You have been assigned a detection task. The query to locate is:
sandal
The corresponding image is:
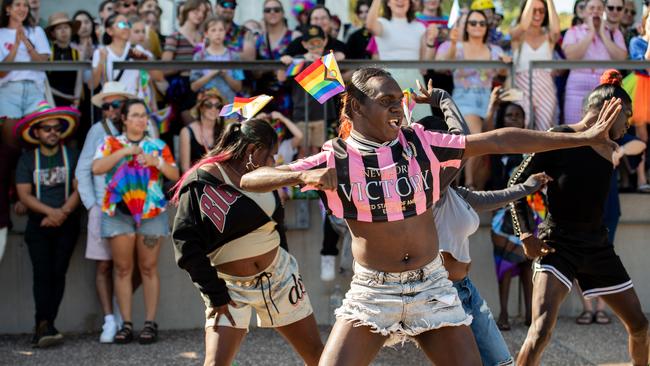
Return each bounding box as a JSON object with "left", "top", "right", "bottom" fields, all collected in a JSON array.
[
  {"left": 594, "top": 310, "right": 611, "bottom": 325},
  {"left": 576, "top": 311, "right": 594, "bottom": 325},
  {"left": 138, "top": 321, "right": 158, "bottom": 345},
  {"left": 114, "top": 322, "right": 133, "bottom": 344}
]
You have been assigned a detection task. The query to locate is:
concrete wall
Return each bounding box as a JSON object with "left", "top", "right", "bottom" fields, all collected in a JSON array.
[{"left": 1, "top": 194, "right": 649, "bottom": 334}]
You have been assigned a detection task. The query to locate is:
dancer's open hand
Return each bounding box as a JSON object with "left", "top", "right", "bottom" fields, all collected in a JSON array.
[
  {"left": 581, "top": 97, "right": 622, "bottom": 149},
  {"left": 520, "top": 233, "right": 555, "bottom": 259},
  {"left": 413, "top": 79, "right": 448, "bottom": 107},
  {"left": 299, "top": 167, "right": 337, "bottom": 191},
  {"left": 207, "top": 300, "right": 238, "bottom": 330}
]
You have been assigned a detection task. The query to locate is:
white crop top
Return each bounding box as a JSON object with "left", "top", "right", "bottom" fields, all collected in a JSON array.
[
  {"left": 433, "top": 188, "right": 480, "bottom": 263},
  {"left": 207, "top": 164, "right": 280, "bottom": 266},
  {"left": 514, "top": 40, "right": 553, "bottom": 72}
]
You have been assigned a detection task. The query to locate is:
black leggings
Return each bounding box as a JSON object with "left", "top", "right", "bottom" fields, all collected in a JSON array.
[{"left": 24, "top": 216, "right": 79, "bottom": 325}]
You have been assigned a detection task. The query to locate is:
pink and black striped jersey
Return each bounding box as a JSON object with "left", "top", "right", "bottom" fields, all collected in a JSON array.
[{"left": 288, "top": 124, "right": 465, "bottom": 222}]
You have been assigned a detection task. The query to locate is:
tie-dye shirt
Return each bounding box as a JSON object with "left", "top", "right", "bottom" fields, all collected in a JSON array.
[
  {"left": 289, "top": 124, "right": 465, "bottom": 222},
  {"left": 94, "top": 135, "right": 176, "bottom": 223}
]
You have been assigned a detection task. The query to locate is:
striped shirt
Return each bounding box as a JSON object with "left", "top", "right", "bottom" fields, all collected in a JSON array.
[{"left": 289, "top": 124, "right": 465, "bottom": 222}]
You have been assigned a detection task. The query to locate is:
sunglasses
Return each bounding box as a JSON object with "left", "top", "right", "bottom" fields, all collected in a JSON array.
[
  {"left": 102, "top": 100, "right": 123, "bottom": 110},
  {"left": 116, "top": 20, "right": 132, "bottom": 29},
  {"left": 607, "top": 5, "right": 623, "bottom": 12},
  {"left": 121, "top": 1, "right": 137, "bottom": 8},
  {"left": 263, "top": 6, "right": 282, "bottom": 14},
  {"left": 624, "top": 9, "right": 636, "bottom": 15},
  {"left": 220, "top": 2, "right": 236, "bottom": 9},
  {"left": 38, "top": 124, "right": 63, "bottom": 133},
  {"left": 467, "top": 20, "right": 487, "bottom": 27},
  {"left": 202, "top": 101, "right": 222, "bottom": 109}
]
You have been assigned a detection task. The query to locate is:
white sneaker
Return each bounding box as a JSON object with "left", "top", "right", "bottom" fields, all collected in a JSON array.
[
  {"left": 321, "top": 255, "right": 336, "bottom": 282},
  {"left": 99, "top": 319, "right": 117, "bottom": 343}
]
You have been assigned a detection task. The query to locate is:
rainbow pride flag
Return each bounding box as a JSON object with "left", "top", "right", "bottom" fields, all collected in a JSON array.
[
  {"left": 295, "top": 51, "right": 345, "bottom": 104},
  {"left": 219, "top": 95, "right": 273, "bottom": 119},
  {"left": 402, "top": 88, "right": 416, "bottom": 124},
  {"left": 415, "top": 12, "right": 449, "bottom": 27},
  {"left": 286, "top": 59, "right": 305, "bottom": 77},
  {"left": 150, "top": 107, "right": 172, "bottom": 134}
]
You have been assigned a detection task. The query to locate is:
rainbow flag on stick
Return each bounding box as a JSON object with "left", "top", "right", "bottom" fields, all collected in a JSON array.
[
  {"left": 219, "top": 95, "right": 273, "bottom": 119},
  {"left": 402, "top": 88, "right": 416, "bottom": 125},
  {"left": 150, "top": 106, "right": 172, "bottom": 134},
  {"left": 295, "top": 51, "right": 345, "bottom": 104},
  {"left": 286, "top": 59, "right": 305, "bottom": 77}
]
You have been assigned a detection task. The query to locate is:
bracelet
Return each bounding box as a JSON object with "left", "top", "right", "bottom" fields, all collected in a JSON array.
[
  {"left": 426, "top": 42, "right": 436, "bottom": 48},
  {"left": 156, "top": 156, "right": 164, "bottom": 170}
]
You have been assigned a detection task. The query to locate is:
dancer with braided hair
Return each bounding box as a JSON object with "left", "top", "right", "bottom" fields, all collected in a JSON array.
[{"left": 510, "top": 70, "right": 649, "bottom": 366}]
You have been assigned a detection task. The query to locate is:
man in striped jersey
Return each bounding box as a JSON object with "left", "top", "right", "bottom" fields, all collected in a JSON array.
[{"left": 241, "top": 67, "right": 624, "bottom": 365}]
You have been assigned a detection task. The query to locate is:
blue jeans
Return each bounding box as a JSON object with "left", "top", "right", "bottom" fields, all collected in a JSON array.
[{"left": 453, "top": 277, "right": 514, "bottom": 366}]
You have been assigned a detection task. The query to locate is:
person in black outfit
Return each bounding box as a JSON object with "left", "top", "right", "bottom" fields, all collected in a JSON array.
[{"left": 511, "top": 70, "right": 649, "bottom": 365}]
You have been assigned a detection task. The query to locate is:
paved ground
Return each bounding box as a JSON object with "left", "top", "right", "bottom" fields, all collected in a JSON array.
[{"left": 0, "top": 316, "right": 635, "bottom": 366}]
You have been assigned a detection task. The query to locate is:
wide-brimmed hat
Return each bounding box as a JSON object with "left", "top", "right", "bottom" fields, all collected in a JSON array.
[
  {"left": 14, "top": 102, "right": 80, "bottom": 145},
  {"left": 91, "top": 81, "right": 137, "bottom": 107},
  {"left": 45, "top": 12, "right": 81, "bottom": 38},
  {"left": 191, "top": 89, "right": 227, "bottom": 119}
]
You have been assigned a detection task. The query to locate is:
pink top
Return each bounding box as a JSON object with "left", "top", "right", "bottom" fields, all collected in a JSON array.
[
  {"left": 563, "top": 24, "right": 627, "bottom": 76},
  {"left": 288, "top": 124, "right": 465, "bottom": 222}
]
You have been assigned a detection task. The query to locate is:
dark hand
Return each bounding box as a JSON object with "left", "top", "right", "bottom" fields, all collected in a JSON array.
[
  {"left": 207, "top": 300, "right": 238, "bottom": 330},
  {"left": 299, "top": 167, "right": 337, "bottom": 191},
  {"left": 525, "top": 172, "right": 553, "bottom": 190},
  {"left": 521, "top": 233, "right": 555, "bottom": 259},
  {"left": 582, "top": 97, "right": 622, "bottom": 149},
  {"left": 413, "top": 79, "right": 446, "bottom": 106}
]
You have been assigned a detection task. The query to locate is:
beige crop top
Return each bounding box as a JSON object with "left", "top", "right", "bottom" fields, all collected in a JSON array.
[{"left": 207, "top": 164, "right": 280, "bottom": 266}]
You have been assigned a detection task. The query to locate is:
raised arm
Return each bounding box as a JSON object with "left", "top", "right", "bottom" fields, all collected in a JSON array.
[
  {"left": 415, "top": 79, "right": 470, "bottom": 134},
  {"left": 509, "top": 0, "right": 535, "bottom": 41},
  {"left": 464, "top": 98, "right": 622, "bottom": 158},
  {"left": 366, "top": 0, "right": 383, "bottom": 37},
  {"left": 456, "top": 172, "right": 549, "bottom": 211}
]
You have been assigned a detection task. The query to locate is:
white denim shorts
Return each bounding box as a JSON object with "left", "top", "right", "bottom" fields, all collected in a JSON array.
[
  {"left": 202, "top": 248, "right": 313, "bottom": 330},
  {"left": 335, "top": 255, "right": 472, "bottom": 346}
]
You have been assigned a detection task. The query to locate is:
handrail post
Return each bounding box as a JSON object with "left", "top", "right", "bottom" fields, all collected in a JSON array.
[{"left": 529, "top": 62, "right": 534, "bottom": 129}]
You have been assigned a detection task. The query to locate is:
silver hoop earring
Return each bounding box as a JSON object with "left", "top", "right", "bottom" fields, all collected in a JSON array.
[{"left": 246, "top": 153, "right": 260, "bottom": 171}]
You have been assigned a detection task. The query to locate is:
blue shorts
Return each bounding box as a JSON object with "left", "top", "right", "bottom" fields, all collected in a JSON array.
[
  {"left": 452, "top": 87, "right": 491, "bottom": 119},
  {"left": 454, "top": 277, "right": 514, "bottom": 366},
  {"left": 101, "top": 210, "right": 170, "bottom": 238},
  {"left": 0, "top": 80, "right": 46, "bottom": 118}
]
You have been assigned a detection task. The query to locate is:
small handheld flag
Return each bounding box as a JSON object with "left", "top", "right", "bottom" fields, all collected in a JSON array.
[
  {"left": 286, "top": 59, "right": 305, "bottom": 77},
  {"left": 219, "top": 95, "right": 274, "bottom": 120},
  {"left": 150, "top": 106, "right": 172, "bottom": 134},
  {"left": 448, "top": 0, "right": 461, "bottom": 29},
  {"left": 402, "top": 88, "right": 416, "bottom": 124},
  {"left": 295, "top": 51, "right": 345, "bottom": 104}
]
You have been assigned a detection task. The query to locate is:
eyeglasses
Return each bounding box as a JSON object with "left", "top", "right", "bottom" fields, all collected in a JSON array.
[
  {"left": 38, "top": 124, "right": 63, "bottom": 133},
  {"left": 607, "top": 5, "right": 623, "bottom": 12},
  {"left": 202, "top": 102, "right": 222, "bottom": 110},
  {"left": 116, "top": 20, "right": 132, "bottom": 29},
  {"left": 102, "top": 100, "right": 123, "bottom": 110},
  {"left": 220, "top": 2, "right": 236, "bottom": 9},
  {"left": 263, "top": 6, "right": 282, "bottom": 14},
  {"left": 467, "top": 20, "right": 487, "bottom": 27},
  {"left": 624, "top": 9, "right": 636, "bottom": 15}
]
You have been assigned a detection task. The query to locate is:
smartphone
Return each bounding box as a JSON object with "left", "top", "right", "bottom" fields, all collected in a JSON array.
[{"left": 500, "top": 88, "right": 523, "bottom": 102}]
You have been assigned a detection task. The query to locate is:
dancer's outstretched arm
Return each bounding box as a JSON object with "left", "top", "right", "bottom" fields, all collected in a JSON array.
[
  {"left": 241, "top": 163, "right": 336, "bottom": 193},
  {"left": 464, "top": 98, "right": 622, "bottom": 158}
]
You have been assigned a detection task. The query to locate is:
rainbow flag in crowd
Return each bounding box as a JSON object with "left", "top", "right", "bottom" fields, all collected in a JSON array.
[
  {"left": 150, "top": 106, "right": 172, "bottom": 134},
  {"left": 402, "top": 88, "right": 416, "bottom": 124},
  {"left": 220, "top": 95, "right": 273, "bottom": 119},
  {"left": 286, "top": 59, "right": 305, "bottom": 77},
  {"left": 295, "top": 51, "right": 345, "bottom": 104},
  {"left": 415, "top": 12, "right": 449, "bottom": 27}
]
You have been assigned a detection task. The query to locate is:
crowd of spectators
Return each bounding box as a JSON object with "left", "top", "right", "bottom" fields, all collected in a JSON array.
[{"left": 1, "top": 0, "right": 649, "bottom": 347}]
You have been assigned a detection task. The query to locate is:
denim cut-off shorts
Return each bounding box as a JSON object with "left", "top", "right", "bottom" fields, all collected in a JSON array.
[{"left": 335, "top": 255, "right": 472, "bottom": 346}]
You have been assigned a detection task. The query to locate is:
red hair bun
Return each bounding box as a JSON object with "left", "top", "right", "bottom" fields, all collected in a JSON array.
[{"left": 600, "top": 69, "right": 623, "bottom": 86}]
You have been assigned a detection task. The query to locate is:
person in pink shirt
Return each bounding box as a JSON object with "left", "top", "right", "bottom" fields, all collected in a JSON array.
[{"left": 562, "top": 0, "right": 627, "bottom": 124}]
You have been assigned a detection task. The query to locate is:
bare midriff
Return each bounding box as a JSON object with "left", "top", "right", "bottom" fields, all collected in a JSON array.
[
  {"left": 216, "top": 247, "right": 279, "bottom": 277},
  {"left": 441, "top": 252, "right": 472, "bottom": 282},
  {"left": 347, "top": 208, "right": 441, "bottom": 273}
]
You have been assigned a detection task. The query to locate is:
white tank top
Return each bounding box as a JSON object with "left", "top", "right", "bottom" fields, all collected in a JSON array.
[
  {"left": 515, "top": 40, "right": 552, "bottom": 72},
  {"left": 433, "top": 188, "right": 480, "bottom": 263}
]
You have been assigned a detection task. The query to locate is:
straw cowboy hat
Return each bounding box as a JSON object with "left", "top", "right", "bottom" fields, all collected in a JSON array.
[
  {"left": 91, "top": 81, "right": 137, "bottom": 108},
  {"left": 14, "top": 101, "right": 80, "bottom": 145},
  {"left": 45, "top": 12, "right": 81, "bottom": 38},
  {"left": 190, "top": 89, "right": 226, "bottom": 119}
]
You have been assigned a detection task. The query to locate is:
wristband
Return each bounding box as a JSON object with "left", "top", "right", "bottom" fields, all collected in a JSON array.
[{"left": 156, "top": 156, "right": 164, "bottom": 170}]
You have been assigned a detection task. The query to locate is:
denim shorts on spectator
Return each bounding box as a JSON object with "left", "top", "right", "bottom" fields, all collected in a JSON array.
[
  {"left": 335, "top": 255, "right": 472, "bottom": 346},
  {"left": 452, "top": 87, "right": 491, "bottom": 119},
  {"left": 101, "top": 210, "right": 170, "bottom": 238},
  {"left": 0, "top": 80, "right": 46, "bottom": 118}
]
